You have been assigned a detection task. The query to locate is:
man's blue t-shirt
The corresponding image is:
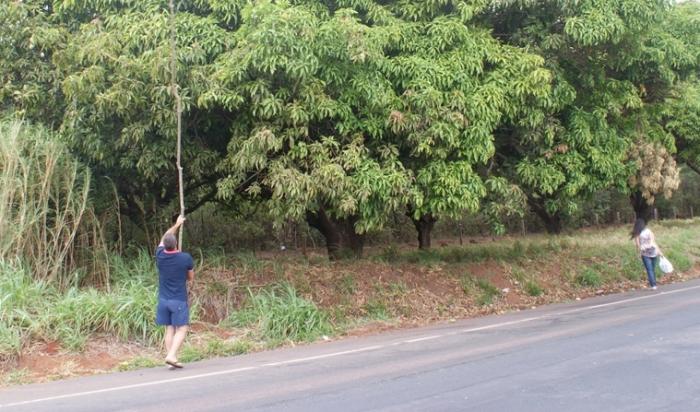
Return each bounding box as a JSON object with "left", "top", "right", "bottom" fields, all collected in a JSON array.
[{"left": 155, "top": 246, "right": 194, "bottom": 301}]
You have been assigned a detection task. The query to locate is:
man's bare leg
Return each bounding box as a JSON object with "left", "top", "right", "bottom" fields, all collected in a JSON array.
[
  {"left": 164, "top": 325, "right": 175, "bottom": 353},
  {"left": 165, "top": 325, "right": 189, "bottom": 363}
]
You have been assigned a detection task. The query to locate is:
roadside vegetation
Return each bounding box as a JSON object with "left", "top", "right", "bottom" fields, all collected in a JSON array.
[
  {"left": 3, "top": 219, "right": 700, "bottom": 385},
  {"left": 1, "top": 0, "right": 699, "bottom": 387}
]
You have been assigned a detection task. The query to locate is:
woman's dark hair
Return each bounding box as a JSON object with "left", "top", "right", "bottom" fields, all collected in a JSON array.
[{"left": 631, "top": 218, "right": 646, "bottom": 239}]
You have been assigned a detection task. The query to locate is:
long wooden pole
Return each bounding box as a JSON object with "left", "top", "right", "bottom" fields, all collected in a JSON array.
[{"left": 169, "top": 0, "right": 185, "bottom": 247}]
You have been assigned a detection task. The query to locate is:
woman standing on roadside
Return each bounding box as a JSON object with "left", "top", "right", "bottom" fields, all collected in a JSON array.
[{"left": 631, "top": 218, "right": 663, "bottom": 290}]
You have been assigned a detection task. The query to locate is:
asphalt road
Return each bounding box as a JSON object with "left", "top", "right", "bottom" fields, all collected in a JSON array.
[{"left": 3, "top": 280, "right": 700, "bottom": 412}]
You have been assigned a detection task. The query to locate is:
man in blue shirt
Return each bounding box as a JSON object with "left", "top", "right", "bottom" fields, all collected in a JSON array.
[{"left": 155, "top": 215, "right": 194, "bottom": 369}]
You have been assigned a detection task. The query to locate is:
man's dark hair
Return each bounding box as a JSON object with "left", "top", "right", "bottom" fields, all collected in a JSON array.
[{"left": 163, "top": 233, "right": 178, "bottom": 251}]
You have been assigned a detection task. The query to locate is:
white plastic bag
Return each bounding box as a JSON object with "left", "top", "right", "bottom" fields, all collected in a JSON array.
[{"left": 659, "top": 256, "right": 673, "bottom": 274}]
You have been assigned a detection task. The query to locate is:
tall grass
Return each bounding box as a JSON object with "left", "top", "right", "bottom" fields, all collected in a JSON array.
[
  {"left": 0, "top": 258, "right": 162, "bottom": 364},
  {"left": 0, "top": 120, "right": 109, "bottom": 288},
  {"left": 229, "top": 283, "right": 331, "bottom": 343}
]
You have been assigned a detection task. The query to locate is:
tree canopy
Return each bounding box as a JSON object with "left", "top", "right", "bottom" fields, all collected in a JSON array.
[{"left": 1, "top": 0, "right": 698, "bottom": 255}]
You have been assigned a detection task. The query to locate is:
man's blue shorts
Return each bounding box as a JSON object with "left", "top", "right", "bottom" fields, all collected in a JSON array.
[{"left": 156, "top": 298, "right": 189, "bottom": 326}]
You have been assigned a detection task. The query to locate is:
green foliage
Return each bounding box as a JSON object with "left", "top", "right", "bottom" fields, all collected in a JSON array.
[
  {"left": 2, "top": 0, "right": 697, "bottom": 255},
  {"left": 489, "top": 0, "right": 700, "bottom": 232},
  {"left": 0, "top": 1, "right": 65, "bottom": 122},
  {"left": 230, "top": 283, "right": 331, "bottom": 343}
]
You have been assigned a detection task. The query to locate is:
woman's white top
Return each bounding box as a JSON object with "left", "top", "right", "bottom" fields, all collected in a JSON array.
[{"left": 638, "top": 228, "right": 658, "bottom": 257}]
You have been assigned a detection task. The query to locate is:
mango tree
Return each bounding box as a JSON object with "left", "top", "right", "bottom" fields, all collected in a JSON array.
[
  {"left": 206, "top": 2, "right": 410, "bottom": 259},
  {"left": 488, "top": 0, "right": 692, "bottom": 232},
  {"left": 42, "top": 1, "right": 232, "bottom": 242}
]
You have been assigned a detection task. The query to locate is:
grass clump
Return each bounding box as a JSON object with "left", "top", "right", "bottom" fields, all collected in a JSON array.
[
  {"left": 230, "top": 283, "right": 331, "bottom": 343},
  {"left": 180, "top": 338, "right": 253, "bottom": 363},
  {"left": 460, "top": 274, "right": 476, "bottom": 295},
  {"left": 460, "top": 276, "right": 501, "bottom": 305},
  {"left": 575, "top": 267, "right": 603, "bottom": 288},
  {"left": 363, "top": 299, "right": 389, "bottom": 320},
  {"left": 1, "top": 368, "right": 30, "bottom": 386},
  {"left": 475, "top": 278, "right": 501, "bottom": 306},
  {"left": 116, "top": 357, "right": 161, "bottom": 372},
  {"left": 336, "top": 274, "right": 357, "bottom": 295},
  {"left": 524, "top": 280, "right": 544, "bottom": 297}
]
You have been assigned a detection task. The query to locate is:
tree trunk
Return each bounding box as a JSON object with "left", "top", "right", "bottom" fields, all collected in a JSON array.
[
  {"left": 411, "top": 214, "right": 436, "bottom": 250},
  {"left": 630, "top": 191, "right": 653, "bottom": 223},
  {"left": 540, "top": 213, "right": 563, "bottom": 234},
  {"left": 529, "top": 198, "right": 563, "bottom": 234},
  {"left": 306, "top": 208, "right": 365, "bottom": 260}
]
